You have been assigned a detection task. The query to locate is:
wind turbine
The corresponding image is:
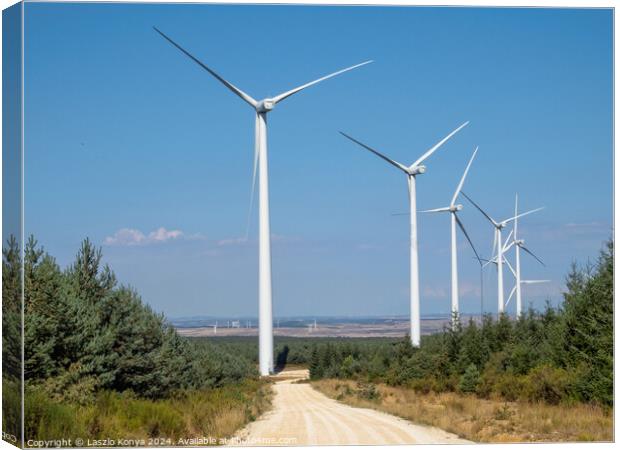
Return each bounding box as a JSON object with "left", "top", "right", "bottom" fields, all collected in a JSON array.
[
  {"left": 462, "top": 192, "right": 543, "bottom": 315},
  {"left": 340, "top": 121, "right": 469, "bottom": 346},
  {"left": 154, "top": 27, "right": 372, "bottom": 376},
  {"left": 503, "top": 194, "right": 546, "bottom": 317},
  {"left": 421, "top": 147, "right": 481, "bottom": 326}
]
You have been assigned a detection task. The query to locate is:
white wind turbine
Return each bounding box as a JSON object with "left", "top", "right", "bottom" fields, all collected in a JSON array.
[
  {"left": 155, "top": 27, "right": 372, "bottom": 376},
  {"left": 340, "top": 121, "right": 469, "bottom": 346},
  {"left": 461, "top": 192, "right": 543, "bottom": 315},
  {"left": 502, "top": 194, "right": 547, "bottom": 317},
  {"left": 421, "top": 147, "right": 481, "bottom": 326}
]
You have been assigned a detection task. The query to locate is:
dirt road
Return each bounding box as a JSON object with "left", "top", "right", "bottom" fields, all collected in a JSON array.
[{"left": 231, "top": 369, "right": 471, "bottom": 446}]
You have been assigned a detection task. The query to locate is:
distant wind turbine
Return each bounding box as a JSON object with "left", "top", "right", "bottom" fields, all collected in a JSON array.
[
  {"left": 340, "top": 121, "right": 469, "bottom": 346},
  {"left": 462, "top": 192, "right": 543, "bottom": 315},
  {"left": 154, "top": 27, "right": 372, "bottom": 376},
  {"left": 502, "top": 194, "right": 547, "bottom": 317},
  {"left": 421, "top": 147, "right": 481, "bottom": 326}
]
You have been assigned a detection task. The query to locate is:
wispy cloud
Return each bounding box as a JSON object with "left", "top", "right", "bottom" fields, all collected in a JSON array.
[
  {"left": 217, "top": 237, "right": 248, "bottom": 246},
  {"left": 104, "top": 227, "right": 185, "bottom": 246},
  {"left": 216, "top": 234, "right": 300, "bottom": 247},
  {"left": 525, "top": 221, "right": 611, "bottom": 242},
  {"left": 423, "top": 285, "right": 448, "bottom": 299},
  {"left": 423, "top": 282, "right": 481, "bottom": 300}
]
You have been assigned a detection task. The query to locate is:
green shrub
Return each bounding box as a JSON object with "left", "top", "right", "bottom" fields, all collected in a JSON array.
[
  {"left": 494, "top": 373, "right": 527, "bottom": 402},
  {"left": 409, "top": 377, "right": 435, "bottom": 394},
  {"left": 493, "top": 403, "right": 514, "bottom": 421},
  {"left": 340, "top": 355, "right": 360, "bottom": 378},
  {"left": 523, "top": 365, "right": 573, "bottom": 405},
  {"left": 356, "top": 382, "right": 380, "bottom": 401},
  {"left": 2, "top": 378, "right": 22, "bottom": 443},
  {"left": 24, "top": 386, "right": 87, "bottom": 441},
  {"left": 459, "top": 364, "right": 481, "bottom": 394}
]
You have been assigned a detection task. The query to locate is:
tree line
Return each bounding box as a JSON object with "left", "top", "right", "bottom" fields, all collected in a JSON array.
[
  {"left": 309, "top": 240, "right": 613, "bottom": 407},
  {"left": 3, "top": 236, "right": 255, "bottom": 405}
]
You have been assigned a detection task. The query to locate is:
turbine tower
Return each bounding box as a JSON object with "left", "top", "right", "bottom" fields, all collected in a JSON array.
[
  {"left": 154, "top": 28, "right": 372, "bottom": 376},
  {"left": 462, "top": 192, "right": 543, "bottom": 315},
  {"left": 340, "top": 121, "right": 469, "bottom": 346},
  {"left": 503, "top": 194, "right": 546, "bottom": 317},
  {"left": 421, "top": 147, "right": 481, "bottom": 326}
]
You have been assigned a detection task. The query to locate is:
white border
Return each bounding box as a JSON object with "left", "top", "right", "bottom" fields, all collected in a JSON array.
[{"left": 0, "top": 2, "right": 615, "bottom": 450}]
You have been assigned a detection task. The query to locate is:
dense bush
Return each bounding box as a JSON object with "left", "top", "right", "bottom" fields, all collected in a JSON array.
[{"left": 309, "top": 239, "right": 613, "bottom": 407}]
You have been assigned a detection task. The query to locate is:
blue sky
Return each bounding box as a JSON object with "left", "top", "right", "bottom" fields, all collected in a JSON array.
[{"left": 21, "top": 4, "right": 612, "bottom": 318}]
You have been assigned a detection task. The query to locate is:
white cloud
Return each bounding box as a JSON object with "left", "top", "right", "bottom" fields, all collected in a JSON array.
[
  {"left": 104, "top": 227, "right": 185, "bottom": 246},
  {"left": 148, "top": 227, "right": 183, "bottom": 242}
]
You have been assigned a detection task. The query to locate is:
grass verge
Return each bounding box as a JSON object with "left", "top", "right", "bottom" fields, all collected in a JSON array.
[
  {"left": 312, "top": 379, "right": 612, "bottom": 443},
  {"left": 23, "top": 379, "right": 272, "bottom": 447}
]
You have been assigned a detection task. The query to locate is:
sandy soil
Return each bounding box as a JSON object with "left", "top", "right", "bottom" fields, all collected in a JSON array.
[{"left": 229, "top": 370, "right": 472, "bottom": 446}]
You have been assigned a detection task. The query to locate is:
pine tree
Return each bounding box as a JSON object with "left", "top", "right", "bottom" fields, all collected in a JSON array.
[
  {"left": 2, "top": 236, "right": 22, "bottom": 380},
  {"left": 24, "top": 236, "right": 67, "bottom": 380},
  {"left": 309, "top": 347, "right": 322, "bottom": 379},
  {"left": 459, "top": 363, "right": 481, "bottom": 393},
  {"left": 559, "top": 239, "right": 613, "bottom": 405}
]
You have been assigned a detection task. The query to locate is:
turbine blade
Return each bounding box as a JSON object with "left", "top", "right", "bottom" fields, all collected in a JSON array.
[
  {"left": 153, "top": 27, "right": 257, "bottom": 108},
  {"left": 504, "top": 257, "right": 516, "bottom": 278},
  {"left": 502, "top": 229, "right": 514, "bottom": 252},
  {"left": 521, "top": 245, "right": 546, "bottom": 267},
  {"left": 455, "top": 214, "right": 481, "bottom": 264},
  {"left": 410, "top": 121, "right": 469, "bottom": 169},
  {"left": 514, "top": 193, "right": 519, "bottom": 239},
  {"left": 339, "top": 132, "right": 408, "bottom": 172},
  {"left": 451, "top": 146, "right": 478, "bottom": 206},
  {"left": 391, "top": 212, "right": 409, "bottom": 216},
  {"left": 506, "top": 285, "right": 517, "bottom": 308},
  {"left": 420, "top": 207, "right": 451, "bottom": 213},
  {"left": 503, "top": 240, "right": 515, "bottom": 253},
  {"left": 272, "top": 60, "right": 373, "bottom": 104},
  {"left": 502, "top": 206, "right": 544, "bottom": 225},
  {"left": 522, "top": 279, "right": 550, "bottom": 284},
  {"left": 245, "top": 114, "right": 261, "bottom": 239},
  {"left": 461, "top": 191, "right": 497, "bottom": 226}
]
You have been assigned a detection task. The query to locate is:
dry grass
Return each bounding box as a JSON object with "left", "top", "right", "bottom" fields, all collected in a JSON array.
[
  {"left": 24, "top": 379, "right": 273, "bottom": 446},
  {"left": 312, "top": 379, "right": 613, "bottom": 443}
]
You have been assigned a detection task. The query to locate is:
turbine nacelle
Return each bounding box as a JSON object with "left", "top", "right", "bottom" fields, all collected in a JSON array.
[
  {"left": 450, "top": 204, "right": 463, "bottom": 212},
  {"left": 408, "top": 165, "right": 426, "bottom": 176},
  {"left": 256, "top": 99, "right": 275, "bottom": 113}
]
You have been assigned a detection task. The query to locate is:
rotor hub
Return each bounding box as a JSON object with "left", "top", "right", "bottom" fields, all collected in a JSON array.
[
  {"left": 256, "top": 99, "right": 275, "bottom": 113},
  {"left": 409, "top": 165, "right": 426, "bottom": 176},
  {"left": 450, "top": 204, "right": 463, "bottom": 212}
]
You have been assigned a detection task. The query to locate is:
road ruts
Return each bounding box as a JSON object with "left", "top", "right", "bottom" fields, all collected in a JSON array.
[{"left": 231, "top": 369, "right": 472, "bottom": 446}]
